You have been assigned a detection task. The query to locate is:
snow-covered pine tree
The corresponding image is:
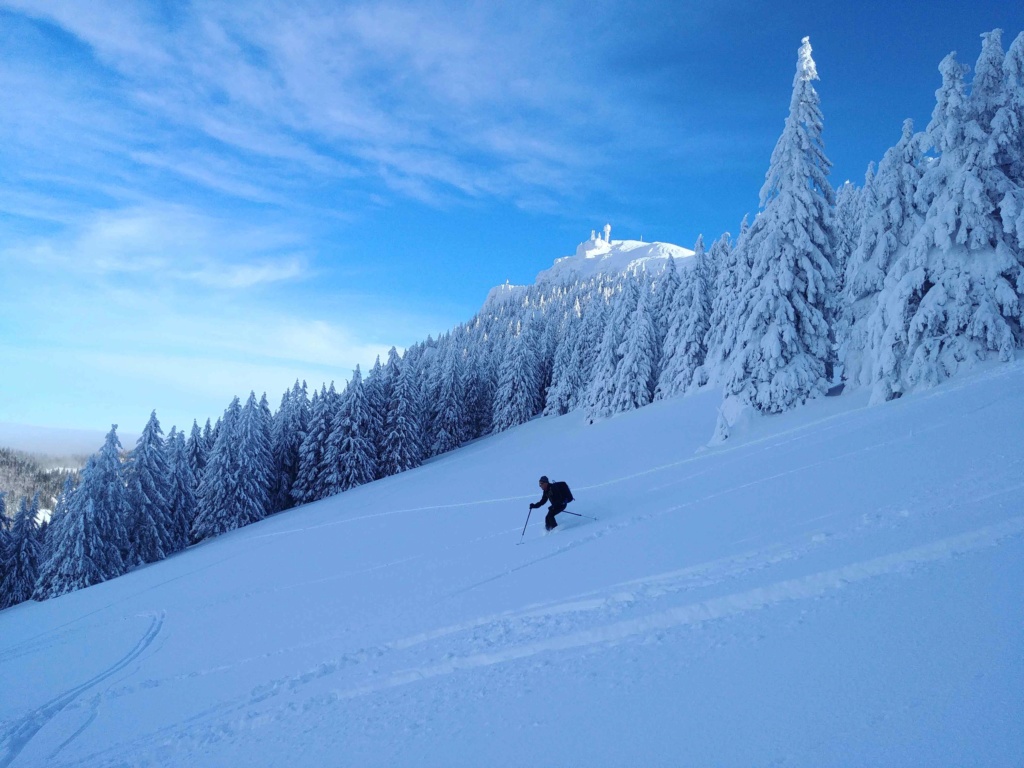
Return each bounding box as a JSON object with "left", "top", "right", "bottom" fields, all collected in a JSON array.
[
  {"left": 186, "top": 419, "right": 209, "bottom": 489},
  {"left": 432, "top": 341, "right": 467, "bottom": 455},
  {"left": 409, "top": 339, "right": 440, "bottom": 456},
  {"left": 0, "top": 494, "right": 41, "bottom": 609},
  {"left": 235, "top": 392, "right": 273, "bottom": 526},
  {"left": 992, "top": 32, "right": 1024, "bottom": 284},
  {"left": 724, "top": 36, "right": 836, "bottom": 414},
  {"left": 694, "top": 232, "right": 731, "bottom": 387},
  {"left": 270, "top": 380, "right": 308, "bottom": 513},
  {"left": 831, "top": 180, "right": 864, "bottom": 358},
  {"left": 291, "top": 387, "right": 323, "bottom": 504},
  {"left": 464, "top": 333, "right": 496, "bottom": 438},
  {"left": 26, "top": 492, "right": 40, "bottom": 530},
  {"left": 373, "top": 348, "right": 403, "bottom": 479},
  {"left": 867, "top": 38, "right": 1022, "bottom": 402},
  {"left": 124, "top": 411, "right": 173, "bottom": 566},
  {"left": 657, "top": 235, "right": 715, "bottom": 398},
  {"left": 348, "top": 367, "right": 379, "bottom": 483},
  {"left": 995, "top": 32, "right": 1024, "bottom": 259},
  {"left": 380, "top": 353, "right": 425, "bottom": 476},
  {"left": 537, "top": 306, "right": 562, "bottom": 402},
  {"left": 585, "top": 277, "right": 639, "bottom": 422},
  {"left": 206, "top": 417, "right": 220, "bottom": 455},
  {"left": 491, "top": 319, "right": 540, "bottom": 432},
  {"left": 37, "top": 428, "right": 129, "bottom": 592},
  {"left": 846, "top": 124, "right": 926, "bottom": 386},
  {"left": 362, "top": 360, "right": 387, "bottom": 474},
  {"left": 89, "top": 425, "right": 131, "bottom": 574},
  {"left": 0, "top": 492, "right": 8, "bottom": 573},
  {"left": 610, "top": 280, "right": 659, "bottom": 414},
  {"left": 323, "top": 367, "right": 377, "bottom": 493},
  {"left": 165, "top": 428, "right": 196, "bottom": 554},
  {"left": 32, "top": 475, "right": 75, "bottom": 600},
  {"left": 36, "top": 493, "right": 105, "bottom": 598},
  {"left": 543, "top": 296, "right": 583, "bottom": 417},
  {"left": 569, "top": 287, "right": 608, "bottom": 411},
  {"left": 292, "top": 384, "right": 338, "bottom": 504},
  {"left": 653, "top": 256, "right": 682, "bottom": 371},
  {"left": 259, "top": 392, "right": 275, "bottom": 467},
  {"left": 524, "top": 316, "right": 548, "bottom": 416},
  {"left": 192, "top": 397, "right": 244, "bottom": 541},
  {"left": 705, "top": 220, "right": 749, "bottom": 380},
  {"left": 971, "top": 27, "right": 1024, "bottom": 292}
]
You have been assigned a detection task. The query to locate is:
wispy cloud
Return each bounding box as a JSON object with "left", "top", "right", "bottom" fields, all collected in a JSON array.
[
  {"left": 0, "top": 0, "right": 678, "bottom": 214},
  {"left": 180, "top": 257, "right": 309, "bottom": 290},
  {"left": 7, "top": 204, "right": 310, "bottom": 288}
]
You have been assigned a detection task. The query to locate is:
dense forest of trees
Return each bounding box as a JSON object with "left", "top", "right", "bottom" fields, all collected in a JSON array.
[
  {"left": 3, "top": 30, "right": 1022, "bottom": 609},
  {"left": 0, "top": 448, "right": 78, "bottom": 511}
]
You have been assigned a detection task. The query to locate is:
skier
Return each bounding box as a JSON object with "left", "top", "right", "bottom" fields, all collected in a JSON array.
[{"left": 529, "top": 476, "right": 574, "bottom": 531}]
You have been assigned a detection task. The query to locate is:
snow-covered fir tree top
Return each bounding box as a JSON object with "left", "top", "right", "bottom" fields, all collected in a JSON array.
[{"left": 485, "top": 226, "right": 695, "bottom": 308}]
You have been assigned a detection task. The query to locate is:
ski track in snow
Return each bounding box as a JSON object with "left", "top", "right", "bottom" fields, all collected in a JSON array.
[
  {"left": 0, "top": 543, "right": 264, "bottom": 667},
  {"left": 6, "top": 362, "right": 1023, "bottom": 766},
  {"left": 443, "top": 424, "right": 936, "bottom": 600},
  {"left": 0, "top": 611, "right": 165, "bottom": 768},
  {"left": 48, "top": 504, "right": 1024, "bottom": 767},
  {"left": 323, "top": 517, "right": 1024, "bottom": 702}
]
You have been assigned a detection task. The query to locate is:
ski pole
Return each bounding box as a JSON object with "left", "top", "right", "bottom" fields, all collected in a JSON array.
[
  {"left": 563, "top": 510, "right": 598, "bottom": 520},
  {"left": 518, "top": 506, "right": 534, "bottom": 544}
]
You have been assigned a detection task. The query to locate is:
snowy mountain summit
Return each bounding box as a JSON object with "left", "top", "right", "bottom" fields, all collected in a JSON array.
[
  {"left": 539, "top": 225, "right": 695, "bottom": 283},
  {"left": 485, "top": 224, "right": 694, "bottom": 307}
]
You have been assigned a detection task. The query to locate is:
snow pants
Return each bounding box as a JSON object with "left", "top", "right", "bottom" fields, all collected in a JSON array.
[{"left": 545, "top": 503, "right": 566, "bottom": 530}]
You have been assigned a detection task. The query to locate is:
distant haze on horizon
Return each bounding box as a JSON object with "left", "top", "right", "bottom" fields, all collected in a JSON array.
[
  {"left": 2, "top": 0, "right": 1022, "bottom": 438},
  {"left": 0, "top": 422, "right": 135, "bottom": 458}
]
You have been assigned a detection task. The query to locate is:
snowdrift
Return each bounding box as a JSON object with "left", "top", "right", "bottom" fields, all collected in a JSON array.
[{"left": 1, "top": 361, "right": 1022, "bottom": 767}]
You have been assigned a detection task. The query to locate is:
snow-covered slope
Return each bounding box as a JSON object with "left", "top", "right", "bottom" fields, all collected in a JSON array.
[
  {"left": 484, "top": 233, "right": 694, "bottom": 307},
  {"left": 1, "top": 362, "right": 1022, "bottom": 767}
]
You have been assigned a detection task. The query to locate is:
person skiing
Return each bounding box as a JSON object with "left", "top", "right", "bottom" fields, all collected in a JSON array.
[{"left": 530, "top": 475, "right": 573, "bottom": 531}]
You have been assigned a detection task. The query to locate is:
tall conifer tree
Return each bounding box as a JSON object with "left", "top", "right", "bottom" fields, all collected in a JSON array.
[
  {"left": 236, "top": 392, "right": 273, "bottom": 525},
  {"left": 492, "top": 320, "right": 541, "bottom": 432},
  {"left": 381, "top": 354, "right": 425, "bottom": 476},
  {"left": 271, "top": 380, "right": 309, "bottom": 513},
  {"left": 586, "top": 277, "right": 638, "bottom": 422},
  {"left": 432, "top": 343, "right": 467, "bottom": 455},
  {"left": 846, "top": 124, "right": 925, "bottom": 386},
  {"left": 185, "top": 419, "right": 209, "bottom": 491},
  {"left": 611, "top": 284, "right": 658, "bottom": 414},
  {"left": 324, "top": 367, "right": 377, "bottom": 493},
  {"left": 657, "top": 236, "right": 715, "bottom": 398},
  {"left": 90, "top": 425, "right": 131, "bottom": 573},
  {"left": 193, "top": 398, "right": 244, "bottom": 541},
  {"left": 724, "top": 37, "right": 836, "bottom": 415},
  {"left": 0, "top": 494, "right": 41, "bottom": 609},
  {"left": 125, "top": 411, "right": 173, "bottom": 566},
  {"left": 165, "top": 428, "right": 197, "bottom": 553},
  {"left": 867, "top": 37, "right": 1022, "bottom": 401}
]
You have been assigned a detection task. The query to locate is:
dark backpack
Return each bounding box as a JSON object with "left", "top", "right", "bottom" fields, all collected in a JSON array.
[{"left": 551, "top": 481, "right": 574, "bottom": 504}]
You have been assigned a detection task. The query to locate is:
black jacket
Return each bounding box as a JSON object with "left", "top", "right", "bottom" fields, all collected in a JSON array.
[{"left": 531, "top": 481, "right": 571, "bottom": 509}]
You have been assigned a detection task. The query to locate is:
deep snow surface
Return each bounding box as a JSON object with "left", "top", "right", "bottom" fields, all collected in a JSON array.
[{"left": 1, "top": 362, "right": 1022, "bottom": 767}]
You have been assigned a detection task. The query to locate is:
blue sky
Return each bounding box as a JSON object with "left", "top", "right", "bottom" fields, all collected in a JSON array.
[{"left": 1, "top": 0, "right": 1022, "bottom": 440}]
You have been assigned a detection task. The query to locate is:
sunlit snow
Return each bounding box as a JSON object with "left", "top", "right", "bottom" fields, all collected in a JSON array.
[{"left": 1, "top": 359, "right": 1021, "bottom": 767}]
